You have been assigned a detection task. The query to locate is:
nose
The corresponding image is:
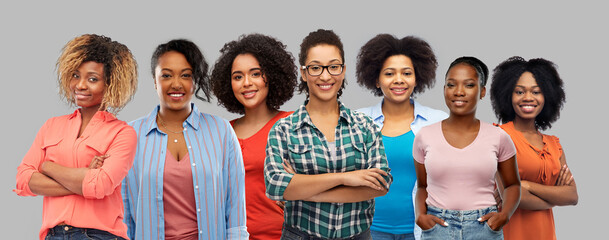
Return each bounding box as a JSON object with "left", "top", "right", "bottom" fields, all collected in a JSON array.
[
  {"left": 169, "top": 76, "right": 183, "bottom": 90},
  {"left": 76, "top": 78, "right": 87, "bottom": 90},
  {"left": 523, "top": 91, "right": 534, "bottom": 101},
  {"left": 243, "top": 75, "right": 253, "bottom": 87},
  {"left": 454, "top": 85, "right": 465, "bottom": 96},
  {"left": 319, "top": 67, "right": 332, "bottom": 81}
]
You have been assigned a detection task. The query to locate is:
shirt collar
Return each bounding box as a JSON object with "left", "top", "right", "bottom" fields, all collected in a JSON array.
[
  {"left": 294, "top": 100, "right": 351, "bottom": 131},
  {"left": 144, "top": 103, "right": 201, "bottom": 136},
  {"left": 68, "top": 109, "right": 116, "bottom": 122}
]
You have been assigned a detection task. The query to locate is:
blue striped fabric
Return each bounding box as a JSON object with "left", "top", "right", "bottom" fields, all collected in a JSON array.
[{"left": 122, "top": 104, "right": 248, "bottom": 240}]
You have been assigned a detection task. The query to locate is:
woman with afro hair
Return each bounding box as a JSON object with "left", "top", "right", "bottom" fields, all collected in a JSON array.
[
  {"left": 122, "top": 39, "right": 248, "bottom": 240},
  {"left": 265, "top": 29, "right": 392, "bottom": 240},
  {"left": 356, "top": 34, "right": 447, "bottom": 240},
  {"left": 15, "top": 34, "right": 138, "bottom": 240},
  {"left": 210, "top": 33, "right": 298, "bottom": 240},
  {"left": 490, "top": 56, "right": 578, "bottom": 240}
]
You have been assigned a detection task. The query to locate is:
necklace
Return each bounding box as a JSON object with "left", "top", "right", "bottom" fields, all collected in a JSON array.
[{"left": 157, "top": 114, "right": 185, "bottom": 143}]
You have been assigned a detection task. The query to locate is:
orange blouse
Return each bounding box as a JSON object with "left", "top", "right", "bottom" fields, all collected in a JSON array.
[
  {"left": 500, "top": 121, "right": 562, "bottom": 240},
  {"left": 14, "top": 110, "right": 137, "bottom": 240}
]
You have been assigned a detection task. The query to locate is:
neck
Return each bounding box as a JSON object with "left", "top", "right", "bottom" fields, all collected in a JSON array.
[
  {"left": 512, "top": 117, "right": 538, "bottom": 133},
  {"left": 445, "top": 112, "right": 479, "bottom": 129},
  {"left": 306, "top": 97, "right": 339, "bottom": 115},
  {"left": 159, "top": 105, "right": 191, "bottom": 124},
  {"left": 80, "top": 106, "right": 100, "bottom": 123},
  {"left": 382, "top": 98, "right": 414, "bottom": 118},
  {"left": 240, "top": 105, "right": 279, "bottom": 125}
]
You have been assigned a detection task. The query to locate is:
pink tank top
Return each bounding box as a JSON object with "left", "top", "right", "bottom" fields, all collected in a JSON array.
[{"left": 163, "top": 150, "right": 198, "bottom": 240}]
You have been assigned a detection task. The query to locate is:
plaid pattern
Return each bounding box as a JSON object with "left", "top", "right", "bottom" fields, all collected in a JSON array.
[{"left": 265, "top": 102, "right": 392, "bottom": 239}]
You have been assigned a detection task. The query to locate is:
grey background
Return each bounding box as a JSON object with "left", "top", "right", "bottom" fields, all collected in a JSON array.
[{"left": 2, "top": 1, "right": 605, "bottom": 238}]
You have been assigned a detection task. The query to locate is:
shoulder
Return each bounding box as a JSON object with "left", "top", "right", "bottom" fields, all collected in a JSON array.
[
  {"left": 197, "top": 112, "right": 232, "bottom": 131},
  {"left": 415, "top": 101, "right": 449, "bottom": 122},
  {"left": 349, "top": 109, "right": 377, "bottom": 130},
  {"left": 355, "top": 105, "right": 375, "bottom": 116}
]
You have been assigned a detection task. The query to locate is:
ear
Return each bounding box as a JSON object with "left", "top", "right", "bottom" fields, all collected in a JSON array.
[
  {"left": 300, "top": 68, "right": 308, "bottom": 83},
  {"left": 376, "top": 78, "right": 380, "bottom": 88},
  {"left": 480, "top": 86, "right": 486, "bottom": 99}
]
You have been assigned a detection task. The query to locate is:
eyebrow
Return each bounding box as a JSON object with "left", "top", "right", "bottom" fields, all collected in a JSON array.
[
  {"left": 306, "top": 59, "right": 342, "bottom": 65},
  {"left": 382, "top": 67, "right": 413, "bottom": 71},
  {"left": 231, "top": 68, "right": 261, "bottom": 75}
]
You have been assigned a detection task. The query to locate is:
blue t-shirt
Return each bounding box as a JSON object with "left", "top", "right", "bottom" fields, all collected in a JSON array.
[{"left": 372, "top": 131, "right": 416, "bottom": 234}]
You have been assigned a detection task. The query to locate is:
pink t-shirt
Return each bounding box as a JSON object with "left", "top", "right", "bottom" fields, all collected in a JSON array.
[{"left": 413, "top": 121, "right": 516, "bottom": 210}]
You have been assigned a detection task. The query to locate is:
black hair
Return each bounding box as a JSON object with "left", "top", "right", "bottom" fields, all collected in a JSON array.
[
  {"left": 490, "top": 56, "right": 566, "bottom": 130},
  {"left": 356, "top": 34, "right": 437, "bottom": 96},
  {"left": 210, "top": 33, "right": 298, "bottom": 114},
  {"left": 446, "top": 56, "right": 489, "bottom": 86},
  {"left": 151, "top": 39, "right": 210, "bottom": 102},
  {"left": 297, "top": 29, "right": 346, "bottom": 98}
]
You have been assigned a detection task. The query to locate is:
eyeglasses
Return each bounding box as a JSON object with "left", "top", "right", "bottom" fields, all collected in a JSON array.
[{"left": 301, "top": 64, "right": 344, "bottom": 76}]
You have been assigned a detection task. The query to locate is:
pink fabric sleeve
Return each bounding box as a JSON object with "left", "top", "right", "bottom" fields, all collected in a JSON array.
[
  {"left": 497, "top": 130, "right": 517, "bottom": 162},
  {"left": 82, "top": 125, "right": 137, "bottom": 199},
  {"left": 412, "top": 130, "right": 426, "bottom": 164},
  {"left": 14, "top": 120, "right": 50, "bottom": 196}
]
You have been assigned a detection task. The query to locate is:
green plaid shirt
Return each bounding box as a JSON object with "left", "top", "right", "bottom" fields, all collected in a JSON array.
[{"left": 265, "top": 102, "right": 392, "bottom": 239}]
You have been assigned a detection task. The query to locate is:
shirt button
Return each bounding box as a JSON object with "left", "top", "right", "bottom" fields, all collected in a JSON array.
[
  {"left": 197, "top": 208, "right": 201, "bottom": 212},
  {"left": 188, "top": 146, "right": 192, "bottom": 148},
  {"left": 192, "top": 163, "right": 196, "bottom": 166},
  {"left": 195, "top": 185, "right": 199, "bottom": 189},
  {"left": 199, "top": 231, "right": 203, "bottom": 234},
  {"left": 184, "top": 128, "right": 187, "bottom": 131}
]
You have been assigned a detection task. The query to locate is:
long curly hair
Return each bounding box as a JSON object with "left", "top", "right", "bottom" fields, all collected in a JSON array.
[
  {"left": 490, "top": 56, "right": 566, "bottom": 130},
  {"left": 210, "top": 33, "right": 297, "bottom": 114},
  {"left": 356, "top": 34, "right": 437, "bottom": 96},
  {"left": 57, "top": 34, "right": 138, "bottom": 114}
]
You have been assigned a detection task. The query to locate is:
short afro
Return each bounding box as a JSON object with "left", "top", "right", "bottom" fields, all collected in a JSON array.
[
  {"left": 298, "top": 29, "right": 346, "bottom": 98},
  {"left": 210, "top": 33, "right": 297, "bottom": 114},
  {"left": 151, "top": 39, "right": 211, "bottom": 102},
  {"left": 57, "top": 34, "right": 138, "bottom": 114},
  {"left": 356, "top": 34, "right": 437, "bottom": 97},
  {"left": 490, "top": 56, "right": 565, "bottom": 130}
]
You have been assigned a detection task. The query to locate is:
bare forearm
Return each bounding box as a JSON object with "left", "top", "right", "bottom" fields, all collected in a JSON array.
[
  {"left": 526, "top": 181, "right": 578, "bottom": 206},
  {"left": 518, "top": 188, "right": 554, "bottom": 210},
  {"left": 415, "top": 187, "right": 429, "bottom": 218},
  {"left": 28, "top": 172, "right": 74, "bottom": 196},
  {"left": 41, "top": 162, "right": 88, "bottom": 195},
  {"left": 500, "top": 185, "right": 521, "bottom": 219},
  {"left": 305, "top": 186, "right": 386, "bottom": 203},
  {"left": 283, "top": 173, "right": 343, "bottom": 201}
]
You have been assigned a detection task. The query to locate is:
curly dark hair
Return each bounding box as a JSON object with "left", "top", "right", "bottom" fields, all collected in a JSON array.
[
  {"left": 490, "top": 56, "right": 565, "bottom": 130},
  {"left": 446, "top": 56, "right": 489, "bottom": 87},
  {"left": 210, "top": 33, "right": 298, "bottom": 114},
  {"left": 298, "top": 29, "right": 346, "bottom": 98},
  {"left": 57, "top": 34, "right": 138, "bottom": 114},
  {"left": 356, "top": 34, "right": 437, "bottom": 97},
  {"left": 151, "top": 39, "right": 210, "bottom": 102}
]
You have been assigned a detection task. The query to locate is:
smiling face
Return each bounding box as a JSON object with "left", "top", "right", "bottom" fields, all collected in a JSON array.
[
  {"left": 512, "top": 71, "right": 545, "bottom": 121},
  {"left": 70, "top": 61, "right": 106, "bottom": 110},
  {"left": 231, "top": 53, "right": 269, "bottom": 111},
  {"left": 444, "top": 63, "right": 486, "bottom": 116},
  {"left": 301, "top": 44, "right": 345, "bottom": 103},
  {"left": 377, "top": 55, "right": 416, "bottom": 104},
  {"left": 154, "top": 51, "right": 195, "bottom": 113}
]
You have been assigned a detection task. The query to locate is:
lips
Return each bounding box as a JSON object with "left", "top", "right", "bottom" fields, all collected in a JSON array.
[
  {"left": 317, "top": 83, "right": 334, "bottom": 90},
  {"left": 390, "top": 87, "right": 408, "bottom": 95},
  {"left": 452, "top": 100, "right": 467, "bottom": 107},
  {"left": 242, "top": 90, "right": 258, "bottom": 99},
  {"left": 168, "top": 92, "right": 185, "bottom": 100},
  {"left": 74, "top": 92, "right": 91, "bottom": 100},
  {"left": 519, "top": 104, "right": 537, "bottom": 113}
]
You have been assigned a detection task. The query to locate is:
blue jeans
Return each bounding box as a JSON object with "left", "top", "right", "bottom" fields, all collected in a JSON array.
[
  {"left": 45, "top": 225, "right": 125, "bottom": 240},
  {"left": 281, "top": 224, "right": 372, "bottom": 240},
  {"left": 370, "top": 230, "right": 415, "bottom": 240},
  {"left": 421, "top": 206, "right": 503, "bottom": 240}
]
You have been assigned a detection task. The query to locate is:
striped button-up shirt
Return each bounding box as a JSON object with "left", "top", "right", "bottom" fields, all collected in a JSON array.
[
  {"left": 122, "top": 104, "right": 248, "bottom": 240},
  {"left": 265, "top": 102, "right": 392, "bottom": 239}
]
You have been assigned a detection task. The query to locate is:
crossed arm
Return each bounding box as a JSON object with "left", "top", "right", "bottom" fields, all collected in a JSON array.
[{"left": 28, "top": 155, "right": 108, "bottom": 196}]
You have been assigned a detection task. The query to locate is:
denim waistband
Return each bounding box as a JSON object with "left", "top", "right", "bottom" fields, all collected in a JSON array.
[{"left": 427, "top": 205, "right": 497, "bottom": 221}]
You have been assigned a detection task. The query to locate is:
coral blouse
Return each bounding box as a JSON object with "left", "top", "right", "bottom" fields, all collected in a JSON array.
[
  {"left": 501, "top": 121, "right": 562, "bottom": 240},
  {"left": 231, "top": 111, "right": 292, "bottom": 240},
  {"left": 15, "top": 110, "right": 137, "bottom": 240}
]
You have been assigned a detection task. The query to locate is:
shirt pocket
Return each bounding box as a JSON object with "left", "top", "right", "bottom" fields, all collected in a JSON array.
[
  {"left": 344, "top": 140, "right": 368, "bottom": 171},
  {"left": 287, "top": 144, "right": 317, "bottom": 174},
  {"left": 82, "top": 139, "right": 110, "bottom": 167},
  {"left": 41, "top": 136, "right": 63, "bottom": 163}
]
